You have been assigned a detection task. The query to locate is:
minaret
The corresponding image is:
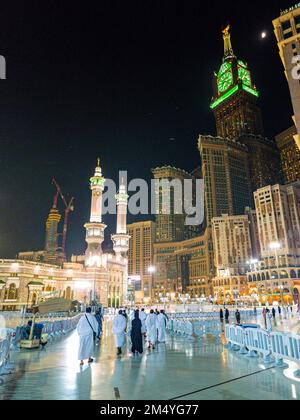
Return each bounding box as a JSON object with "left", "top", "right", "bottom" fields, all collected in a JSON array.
[
  {"left": 112, "top": 179, "right": 130, "bottom": 305},
  {"left": 84, "top": 159, "right": 107, "bottom": 267},
  {"left": 111, "top": 179, "right": 130, "bottom": 257}
]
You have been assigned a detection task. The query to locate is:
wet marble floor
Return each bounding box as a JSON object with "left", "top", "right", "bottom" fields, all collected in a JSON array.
[{"left": 1, "top": 318, "right": 300, "bottom": 400}]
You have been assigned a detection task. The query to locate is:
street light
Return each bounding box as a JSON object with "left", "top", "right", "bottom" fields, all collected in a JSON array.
[
  {"left": 148, "top": 266, "right": 156, "bottom": 303},
  {"left": 269, "top": 242, "right": 281, "bottom": 250}
]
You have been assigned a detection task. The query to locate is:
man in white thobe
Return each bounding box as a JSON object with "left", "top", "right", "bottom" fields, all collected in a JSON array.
[
  {"left": 77, "top": 308, "right": 99, "bottom": 366},
  {"left": 145, "top": 309, "right": 157, "bottom": 349},
  {"left": 113, "top": 310, "right": 127, "bottom": 355},
  {"left": 156, "top": 310, "right": 167, "bottom": 343},
  {"left": 139, "top": 309, "right": 147, "bottom": 338}
]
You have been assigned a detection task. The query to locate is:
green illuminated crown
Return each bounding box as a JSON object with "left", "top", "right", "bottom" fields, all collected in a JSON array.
[{"left": 90, "top": 158, "right": 105, "bottom": 188}]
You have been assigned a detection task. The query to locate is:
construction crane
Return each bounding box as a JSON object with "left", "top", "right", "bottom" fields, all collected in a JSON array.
[{"left": 52, "top": 178, "right": 75, "bottom": 261}]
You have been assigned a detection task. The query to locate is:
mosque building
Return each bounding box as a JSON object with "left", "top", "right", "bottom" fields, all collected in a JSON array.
[{"left": 0, "top": 161, "right": 130, "bottom": 311}]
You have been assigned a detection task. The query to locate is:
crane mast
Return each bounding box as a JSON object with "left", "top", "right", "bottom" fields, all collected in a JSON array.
[{"left": 52, "top": 178, "right": 75, "bottom": 262}]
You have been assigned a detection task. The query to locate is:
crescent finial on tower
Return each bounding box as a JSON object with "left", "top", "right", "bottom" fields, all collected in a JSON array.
[{"left": 222, "top": 25, "right": 235, "bottom": 59}]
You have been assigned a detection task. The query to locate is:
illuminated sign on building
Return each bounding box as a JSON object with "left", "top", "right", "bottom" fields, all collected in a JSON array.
[{"left": 280, "top": 3, "right": 300, "bottom": 16}]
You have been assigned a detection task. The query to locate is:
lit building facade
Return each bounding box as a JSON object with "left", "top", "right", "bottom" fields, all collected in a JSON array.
[
  {"left": 273, "top": 6, "right": 300, "bottom": 149},
  {"left": 198, "top": 135, "right": 252, "bottom": 223},
  {"left": 152, "top": 166, "right": 192, "bottom": 243},
  {"left": 0, "top": 162, "right": 129, "bottom": 310},
  {"left": 211, "top": 214, "right": 252, "bottom": 303},
  {"left": 127, "top": 221, "right": 156, "bottom": 302},
  {"left": 276, "top": 125, "right": 300, "bottom": 183},
  {"left": 152, "top": 228, "right": 214, "bottom": 302},
  {"left": 246, "top": 182, "right": 300, "bottom": 304}
]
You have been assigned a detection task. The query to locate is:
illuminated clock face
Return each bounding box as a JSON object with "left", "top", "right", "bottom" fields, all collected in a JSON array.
[
  {"left": 238, "top": 67, "right": 251, "bottom": 86},
  {"left": 218, "top": 71, "right": 233, "bottom": 93},
  {"left": 218, "top": 62, "right": 231, "bottom": 77}
]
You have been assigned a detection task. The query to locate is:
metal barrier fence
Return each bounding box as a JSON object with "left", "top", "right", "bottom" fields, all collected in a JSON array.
[
  {"left": 13, "top": 314, "right": 82, "bottom": 345},
  {"left": 0, "top": 329, "right": 14, "bottom": 375},
  {"left": 225, "top": 324, "right": 300, "bottom": 377},
  {"left": 169, "top": 309, "right": 259, "bottom": 320},
  {"left": 167, "top": 318, "right": 223, "bottom": 340}
]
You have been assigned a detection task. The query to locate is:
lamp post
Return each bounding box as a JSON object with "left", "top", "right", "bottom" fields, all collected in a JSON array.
[{"left": 148, "top": 266, "right": 156, "bottom": 303}]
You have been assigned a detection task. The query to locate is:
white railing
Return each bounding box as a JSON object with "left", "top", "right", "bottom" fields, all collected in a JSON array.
[
  {"left": 167, "top": 318, "right": 223, "bottom": 340},
  {"left": 169, "top": 309, "right": 259, "bottom": 320},
  {"left": 13, "top": 314, "right": 82, "bottom": 345},
  {"left": 0, "top": 329, "right": 14, "bottom": 375},
  {"left": 225, "top": 324, "right": 300, "bottom": 377}
]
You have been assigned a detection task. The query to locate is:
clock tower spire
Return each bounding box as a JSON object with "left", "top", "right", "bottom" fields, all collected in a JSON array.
[{"left": 223, "top": 25, "right": 235, "bottom": 59}]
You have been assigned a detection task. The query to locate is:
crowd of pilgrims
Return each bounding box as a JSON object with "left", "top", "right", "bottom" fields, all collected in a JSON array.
[{"left": 76, "top": 307, "right": 168, "bottom": 365}]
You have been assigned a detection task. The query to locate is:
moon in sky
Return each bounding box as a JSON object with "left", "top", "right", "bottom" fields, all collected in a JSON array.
[{"left": 261, "top": 31, "right": 267, "bottom": 39}]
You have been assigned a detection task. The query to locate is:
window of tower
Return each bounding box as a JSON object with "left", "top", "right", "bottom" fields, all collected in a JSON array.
[{"left": 282, "top": 20, "right": 292, "bottom": 32}]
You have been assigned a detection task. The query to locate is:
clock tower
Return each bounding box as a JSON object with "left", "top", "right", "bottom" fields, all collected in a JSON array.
[
  {"left": 211, "top": 26, "right": 264, "bottom": 139},
  {"left": 209, "top": 26, "right": 282, "bottom": 192}
]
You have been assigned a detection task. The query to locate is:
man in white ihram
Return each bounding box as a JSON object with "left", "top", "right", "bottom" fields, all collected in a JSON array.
[
  {"left": 0, "top": 315, "right": 6, "bottom": 340},
  {"left": 139, "top": 308, "right": 147, "bottom": 339},
  {"left": 156, "top": 310, "right": 167, "bottom": 343},
  {"left": 145, "top": 309, "right": 157, "bottom": 350},
  {"left": 113, "top": 310, "right": 127, "bottom": 356},
  {"left": 77, "top": 307, "right": 98, "bottom": 366}
]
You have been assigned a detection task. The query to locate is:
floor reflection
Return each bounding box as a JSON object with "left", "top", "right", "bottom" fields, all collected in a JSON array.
[{"left": 1, "top": 318, "right": 300, "bottom": 400}]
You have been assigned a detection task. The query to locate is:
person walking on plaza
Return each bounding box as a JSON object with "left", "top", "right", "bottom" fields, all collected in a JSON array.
[
  {"left": 262, "top": 307, "right": 267, "bottom": 328},
  {"left": 235, "top": 310, "right": 241, "bottom": 325},
  {"left": 95, "top": 308, "right": 103, "bottom": 340},
  {"left": 272, "top": 307, "right": 276, "bottom": 319},
  {"left": 77, "top": 307, "right": 99, "bottom": 366},
  {"left": 220, "top": 309, "right": 224, "bottom": 322},
  {"left": 130, "top": 310, "right": 143, "bottom": 356},
  {"left": 113, "top": 310, "right": 127, "bottom": 356},
  {"left": 266, "top": 309, "right": 273, "bottom": 333},
  {"left": 157, "top": 310, "right": 167, "bottom": 343},
  {"left": 278, "top": 306, "right": 282, "bottom": 317},
  {"left": 145, "top": 309, "right": 157, "bottom": 350},
  {"left": 139, "top": 308, "right": 147, "bottom": 339},
  {"left": 225, "top": 308, "right": 230, "bottom": 323}
]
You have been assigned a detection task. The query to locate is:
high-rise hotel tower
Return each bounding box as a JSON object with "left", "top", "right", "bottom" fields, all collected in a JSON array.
[{"left": 273, "top": 5, "right": 300, "bottom": 150}]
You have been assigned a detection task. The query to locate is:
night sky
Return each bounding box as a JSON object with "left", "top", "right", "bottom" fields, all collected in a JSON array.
[{"left": 0, "top": 0, "right": 295, "bottom": 258}]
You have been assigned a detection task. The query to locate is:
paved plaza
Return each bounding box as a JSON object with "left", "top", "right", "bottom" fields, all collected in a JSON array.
[{"left": 1, "top": 315, "right": 300, "bottom": 400}]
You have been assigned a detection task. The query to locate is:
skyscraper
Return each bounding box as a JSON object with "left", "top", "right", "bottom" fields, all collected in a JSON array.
[
  {"left": 211, "top": 26, "right": 282, "bottom": 192},
  {"left": 127, "top": 221, "right": 156, "bottom": 300},
  {"left": 276, "top": 125, "right": 300, "bottom": 183},
  {"left": 211, "top": 214, "right": 252, "bottom": 302},
  {"left": 152, "top": 166, "right": 191, "bottom": 243},
  {"left": 254, "top": 183, "right": 300, "bottom": 265},
  {"left": 273, "top": 6, "right": 300, "bottom": 150},
  {"left": 44, "top": 197, "right": 62, "bottom": 265},
  {"left": 198, "top": 135, "right": 252, "bottom": 224},
  {"left": 212, "top": 214, "right": 252, "bottom": 275}
]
